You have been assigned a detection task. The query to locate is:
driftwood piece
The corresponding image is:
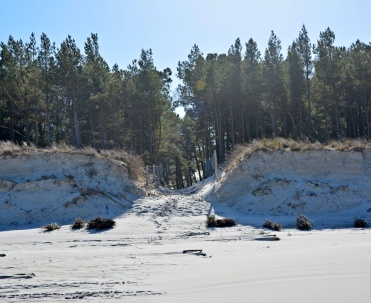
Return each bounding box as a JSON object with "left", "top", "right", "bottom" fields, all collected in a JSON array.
[
  {"left": 182, "top": 249, "right": 206, "bottom": 256},
  {"left": 183, "top": 249, "right": 203, "bottom": 253},
  {"left": 255, "top": 235, "right": 280, "bottom": 241},
  {"left": 0, "top": 273, "right": 35, "bottom": 279}
]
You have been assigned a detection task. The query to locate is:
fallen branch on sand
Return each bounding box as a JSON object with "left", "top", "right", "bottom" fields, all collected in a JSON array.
[
  {"left": 0, "top": 273, "right": 35, "bottom": 279},
  {"left": 219, "top": 235, "right": 239, "bottom": 241},
  {"left": 183, "top": 249, "right": 203, "bottom": 253},
  {"left": 255, "top": 234, "right": 280, "bottom": 241}
]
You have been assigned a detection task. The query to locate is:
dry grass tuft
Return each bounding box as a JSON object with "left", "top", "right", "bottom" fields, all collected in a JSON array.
[
  {"left": 0, "top": 141, "right": 24, "bottom": 156},
  {"left": 263, "top": 219, "right": 283, "bottom": 231},
  {"left": 206, "top": 215, "right": 236, "bottom": 228},
  {"left": 43, "top": 222, "right": 60, "bottom": 232},
  {"left": 296, "top": 214, "right": 312, "bottom": 230},
  {"left": 99, "top": 149, "right": 144, "bottom": 183},
  {"left": 354, "top": 218, "right": 368, "bottom": 228},
  {"left": 127, "top": 154, "right": 145, "bottom": 183},
  {"left": 87, "top": 217, "right": 116, "bottom": 230},
  {"left": 71, "top": 218, "right": 85, "bottom": 229}
]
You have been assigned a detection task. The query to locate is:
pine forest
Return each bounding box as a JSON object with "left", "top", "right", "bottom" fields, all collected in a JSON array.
[{"left": 0, "top": 26, "right": 370, "bottom": 187}]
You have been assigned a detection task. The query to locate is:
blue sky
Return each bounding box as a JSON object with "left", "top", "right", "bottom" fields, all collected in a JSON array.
[{"left": 1, "top": 0, "right": 370, "bottom": 90}]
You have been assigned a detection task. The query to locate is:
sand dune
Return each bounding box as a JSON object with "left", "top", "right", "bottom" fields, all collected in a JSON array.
[{"left": 1, "top": 149, "right": 370, "bottom": 302}]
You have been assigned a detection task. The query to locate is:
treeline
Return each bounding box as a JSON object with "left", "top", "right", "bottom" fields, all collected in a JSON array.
[
  {"left": 0, "top": 33, "right": 176, "bottom": 161},
  {"left": 0, "top": 26, "right": 370, "bottom": 188},
  {"left": 0, "top": 32, "right": 198, "bottom": 187},
  {"left": 177, "top": 25, "right": 371, "bottom": 162}
]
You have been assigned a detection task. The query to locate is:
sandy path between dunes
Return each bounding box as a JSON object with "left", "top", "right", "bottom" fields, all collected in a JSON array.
[{"left": 0, "top": 194, "right": 371, "bottom": 302}]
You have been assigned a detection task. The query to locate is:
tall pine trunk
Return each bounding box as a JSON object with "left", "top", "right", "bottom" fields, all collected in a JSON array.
[
  {"left": 306, "top": 79, "right": 312, "bottom": 139},
  {"left": 72, "top": 100, "right": 82, "bottom": 147},
  {"left": 365, "top": 95, "right": 370, "bottom": 138}
]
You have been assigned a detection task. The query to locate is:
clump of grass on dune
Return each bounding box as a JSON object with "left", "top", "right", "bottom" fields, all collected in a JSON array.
[
  {"left": 206, "top": 215, "right": 236, "bottom": 228},
  {"left": 71, "top": 218, "right": 85, "bottom": 229},
  {"left": 263, "top": 219, "right": 283, "bottom": 231},
  {"left": 296, "top": 214, "right": 312, "bottom": 230},
  {"left": 354, "top": 218, "right": 367, "bottom": 228},
  {"left": 0, "top": 141, "right": 23, "bottom": 156},
  {"left": 43, "top": 222, "right": 60, "bottom": 232},
  {"left": 87, "top": 217, "right": 116, "bottom": 230}
]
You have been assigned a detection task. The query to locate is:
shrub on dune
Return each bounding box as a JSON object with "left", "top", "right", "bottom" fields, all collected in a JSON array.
[
  {"left": 71, "top": 218, "right": 85, "bottom": 229},
  {"left": 43, "top": 222, "right": 60, "bottom": 232},
  {"left": 206, "top": 215, "right": 236, "bottom": 228},
  {"left": 354, "top": 218, "right": 367, "bottom": 228},
  {"left": 296, "top": 214, "right": 312, "bottom": 230},
  {"left": 263, "top": 219, "right": 283, "bottom": 231},
  {"left": 87, "top": 217, "right": 116, "bottom": 230}
]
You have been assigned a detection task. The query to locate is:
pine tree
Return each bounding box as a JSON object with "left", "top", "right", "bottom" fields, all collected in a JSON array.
[
  {"left": 346, "top": 40, "right": 371, "bottom": 138},
  {"left": 242, "top": 38, "right": 262, "bottom": 139},
  {"left": 263, "top": 31, "right": 286, "bottom": 138},
  {"left": 55, "top": 35, "right": 83, "bottom": 146},
  {"left": 314, "top": 27, "right": 344, "bottom": 139},
  {"left": 38, "top": 33, "right": 56, "bottom": 146},
  {"left": 0, "top": 36, "right": 40, "bottom": 145},
  {"left": 296, "top": 25, "right": 313, "bottom": 138},
  {"left": 83, "top": 33, "right": 110, "bottom": 148},
  {"left": 287, "top": 41, "right": 305, "bottom": 138}
]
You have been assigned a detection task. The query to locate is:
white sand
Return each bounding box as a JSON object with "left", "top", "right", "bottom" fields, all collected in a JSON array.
[
  {"left": 1, "top": 191, "right": 370, "bottom": 302},
  {"left": 1, "top": 150, "right": 371, "bottom": 302}
]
